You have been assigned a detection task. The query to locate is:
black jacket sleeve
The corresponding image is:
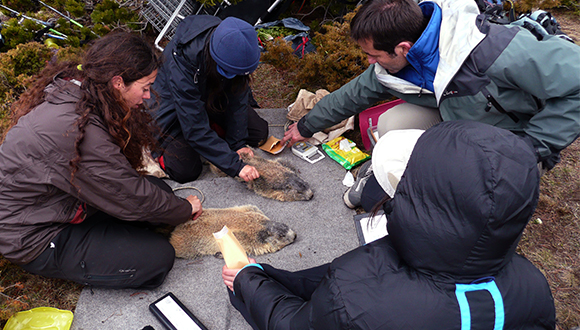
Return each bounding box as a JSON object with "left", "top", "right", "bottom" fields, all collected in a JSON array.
[
  {"left": 234, "top": 266, "right": 310, "bottom": 330},
  {"left": 233, "top": 264, "right": 349, "bottom": 330}
]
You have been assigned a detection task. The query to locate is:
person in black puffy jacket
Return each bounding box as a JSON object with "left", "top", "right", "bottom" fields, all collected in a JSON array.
[
  {"left": 151, "top": 16, "right": 269, "bottom": 183},
  {"left": 222, "top": 120, "right": 555, "bottom": 329}
]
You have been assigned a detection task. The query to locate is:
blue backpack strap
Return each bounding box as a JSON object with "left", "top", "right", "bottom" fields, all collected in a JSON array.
[{"left": 455, "top": 278, "right": 505, "bottom": 330}]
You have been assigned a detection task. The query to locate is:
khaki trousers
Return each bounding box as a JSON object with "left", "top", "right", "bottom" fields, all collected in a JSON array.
[{"left": 377, "top": 102, "right": 442, "bottom": 137}]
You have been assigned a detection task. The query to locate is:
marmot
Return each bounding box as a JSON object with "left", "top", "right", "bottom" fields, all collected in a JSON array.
[
  {"left": 211, "top": 152, "right": 314, "bottom": 202},
  {"left": 170, "top": 205, "right": 297, "bottom": 259}
]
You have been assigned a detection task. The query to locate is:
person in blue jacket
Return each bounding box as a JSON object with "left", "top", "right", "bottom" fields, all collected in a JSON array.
[
  {"left": 151, "top": 16, "right": 268, "bottom": 183},
  {"left": 222, "top": 120, "right": 556, "bottom": 329}
]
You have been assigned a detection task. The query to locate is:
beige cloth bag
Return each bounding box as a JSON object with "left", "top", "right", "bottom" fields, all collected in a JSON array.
[
  {"left": 287, "top": 89, "right": 354, "bottom": 145},
  {"left": 287, "top": 89, "right": 329, "bottom": 121}
]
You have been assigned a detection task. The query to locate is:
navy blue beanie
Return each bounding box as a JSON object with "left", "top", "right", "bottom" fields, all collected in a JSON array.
[{"left": 210, "top": 17, "right": 260, "bottom": 79}]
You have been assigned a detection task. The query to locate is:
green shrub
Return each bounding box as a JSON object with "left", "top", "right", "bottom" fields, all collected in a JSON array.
[
  {"left": 0, "top": 13, "right": 97, "bottom": 51},
  {"left": 0, "top": 42, "right": 55, "bottom": 121},
  {"left": 506, "top": 0, "right": 580, "bottom": 13},
  {"left": 45, "top": 0, "right": 66, "bottom": 10},
  {"left": 560, "top": 0, "right": 580, "bottom": 12},
  {"left": 260, "top": 38, "right": 301, "bottom": 71},
  {"left": 35, "top": 0, "right": 83, "bottom": 18},
  {"left": 299, "top": 12, "right": 367, "bottom": 91},
  {"left": 261, "top": 10, "right": 367, "bottom": 93},
  {"left": 1, "top": 0, "right": 38, "bottom": 13},
  {"left": 10, "top": 44, "right": 53, "bottom": 77},
  {"left": 513, "top": 0, "right": 561, "bottom": 13},
  {"left": 55, "top": 44, "right": 83, "bottom": 63},
  {"left": 90, "top": 0, "right": 142, "bottom": 33},
  {"left": 0, "top": 43, "right": 83, "bottom": 141},
  {"left": 0, "top": 18, "right": 39, "bottom": 51},
  {"left": 64, "top": 0, "right": 85, "bottom": 18}
]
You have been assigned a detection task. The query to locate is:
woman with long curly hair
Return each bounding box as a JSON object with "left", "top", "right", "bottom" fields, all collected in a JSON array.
[
  {"left": 152, "top": 16, "right": 269, "bottom": 183},
  {"left": 0, "top": 32, "right": 202, "bottom": 289}
]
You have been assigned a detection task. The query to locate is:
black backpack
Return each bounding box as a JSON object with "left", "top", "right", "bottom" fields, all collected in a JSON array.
[{"left": 475, "top": 0, "right": 574, "bottom": 42}]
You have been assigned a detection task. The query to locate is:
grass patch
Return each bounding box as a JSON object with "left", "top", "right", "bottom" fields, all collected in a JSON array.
[
  {"left": 0, "top": 257, "right": 83, "bottom": 328},
  {"left": 519, "top": 139, "right": 580, "bottom": 329}
]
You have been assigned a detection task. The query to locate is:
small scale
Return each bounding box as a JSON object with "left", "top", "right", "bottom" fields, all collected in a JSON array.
[{"left": 292, "top": 141, "right": 325, "bottom": 164}]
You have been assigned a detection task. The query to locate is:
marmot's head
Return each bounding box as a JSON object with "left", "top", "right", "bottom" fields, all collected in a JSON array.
[{"left": 257, "top": 220, "right": 297, "bottom": 250}]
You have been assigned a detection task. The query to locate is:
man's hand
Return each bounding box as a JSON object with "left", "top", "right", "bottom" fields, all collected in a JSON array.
[
  {"left": 282, "top": 122, "right": 308, "bottom": 146},
  {"left": 236, "top": 147, "right": 254, "bottom": 158},
  {"left": 222, "top": 258, "right": 257, "bottom": 292},
  {"left": 186, "top": 195, "right": 202, "bottom": 220},
  {"left": 239, "top": 165, "right": 259, "bottom": 182}
]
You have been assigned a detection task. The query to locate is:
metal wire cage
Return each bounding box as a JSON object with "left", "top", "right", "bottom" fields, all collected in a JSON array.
[
  {"left": 141, "top": 0, "right": 287, "bottom": 50},
  {"left": 140, "top": 0, "right": 230, "bottom": 50},
  {"left": 140, "top": 0, "right": 196, "bottom": 49}
]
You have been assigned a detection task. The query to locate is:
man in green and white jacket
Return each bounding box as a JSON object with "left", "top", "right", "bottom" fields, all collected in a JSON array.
[{"left": 282, "top": 0, "right": 580, "bottom": 210}]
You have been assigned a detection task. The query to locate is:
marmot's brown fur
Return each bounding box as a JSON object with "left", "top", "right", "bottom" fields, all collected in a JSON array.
[
  {"left": 170, "top": 205, "right": 297, "bottom": 259},
  {"left": 211, "top": 152, "right": 314, "bottom": 202}
]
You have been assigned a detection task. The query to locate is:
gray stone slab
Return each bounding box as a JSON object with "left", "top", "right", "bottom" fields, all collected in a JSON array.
[{"left": 71, "top": 109, "right": 359, "bottom": 330}]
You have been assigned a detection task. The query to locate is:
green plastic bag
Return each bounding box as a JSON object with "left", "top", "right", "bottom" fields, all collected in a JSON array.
[
  {"left": 3, "top": 307, "right": 73, "bottom": 330},
  {"left": 322, "top": 136, "right": 370, "bottom": 170}
]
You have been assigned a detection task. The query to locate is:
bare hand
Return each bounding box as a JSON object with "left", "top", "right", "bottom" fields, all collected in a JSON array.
[
  {"left": 238, "top": 165, "right": 259, "bottom": 182},
  {"left": 222, "top": 258, "right": 256, "bottom": 292},
  {"left": 222, "top": 265, "right": 238, "bottom": 292},
  {"left": 186, "top": 195, "right": 202, "bottom": 220},
  {"left": 281, "top": 122, "right": 307, "bottom": 146},
  {"left": 236, "top": 147, "right": 254, "bottom": 158}
]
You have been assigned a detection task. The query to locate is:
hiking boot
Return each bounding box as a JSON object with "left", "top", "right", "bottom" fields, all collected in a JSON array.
[{"left": 343, "top": 160, "right": 373, "bottom": 208}]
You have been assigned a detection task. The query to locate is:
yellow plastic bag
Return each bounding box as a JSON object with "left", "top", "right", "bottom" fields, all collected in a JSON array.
[
  {"left": 322, "top": 136, "right": 370, "bottom": 170},
  {"left": 4, "top": 307, "right": 73, "bottom": 330}
]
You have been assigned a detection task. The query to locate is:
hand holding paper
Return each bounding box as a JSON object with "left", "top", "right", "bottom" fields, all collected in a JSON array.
[{"left": 222, "top": 257, "right": 256, "bottom": 292}]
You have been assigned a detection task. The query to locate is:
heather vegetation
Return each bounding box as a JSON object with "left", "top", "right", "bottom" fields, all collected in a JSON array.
[
  {"left": 261, "top": 11, "right": 368, "bottom": 92},
  {"left": 0, "top": 0, "right": 579, "bottom": 328}
]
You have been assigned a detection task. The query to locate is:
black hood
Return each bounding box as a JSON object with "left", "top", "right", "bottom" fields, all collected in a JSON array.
[
  {"left": 388, "top": 120, "right": 539, "bottom": 280},
  {"left": 172, "top": 15, "right": 221, "bottom": 47}
]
